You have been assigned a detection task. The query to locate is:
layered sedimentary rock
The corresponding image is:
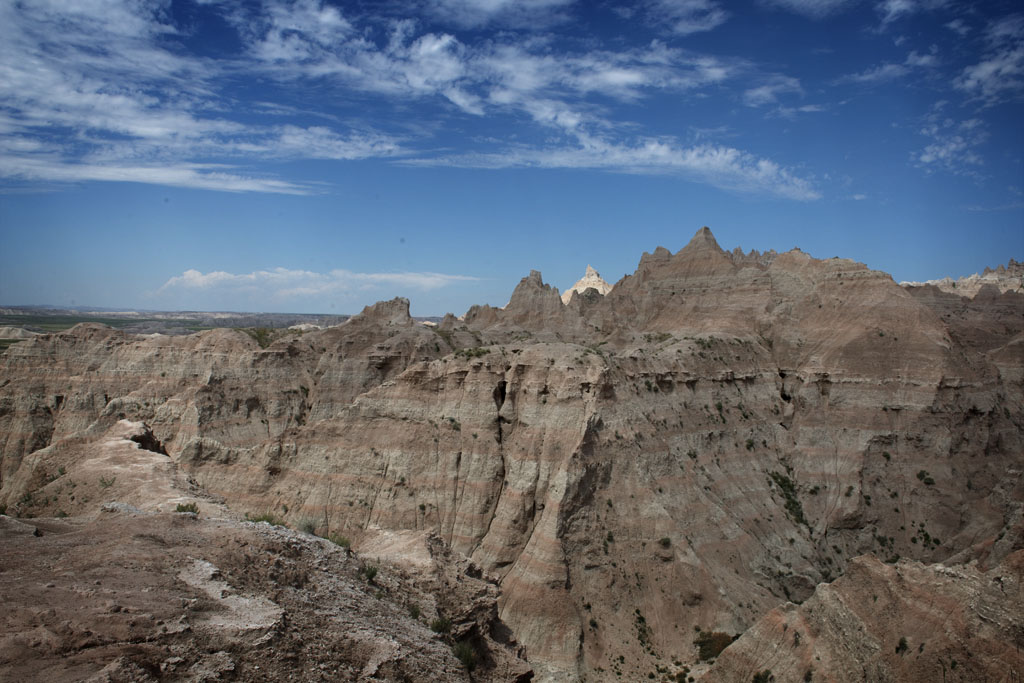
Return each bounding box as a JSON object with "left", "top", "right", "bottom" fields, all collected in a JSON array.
[
  {"left": 901, "top": 257, "right": 1023, "bottom": 296},
  {"left": 0, "top": 509, "right": 532, "bottom": 683},
  {"left": 1, "top": 227, "right": 1021, "bottom": 681},
  {"left": 701, "top": 550, "right": 1024, "bottom": 682}
]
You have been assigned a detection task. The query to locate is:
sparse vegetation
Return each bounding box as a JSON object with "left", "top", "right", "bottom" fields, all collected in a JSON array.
[
  {"left": 896, "top": 636, "right": 908, "bottom": 654},
  {"left": 431, "top": 616, "right": 452, "bottom": 634},
  {"left": 99, "top": 475, "right": 116, "bottom": 489},
  {"left": 328, "top": 533, "right": 351, "bottom": 548},
  {"left": 240, "top": 326, "right": 274, "bottom": 348},
  {"left": 453, "top": 640, "right": 478, "bottom": 670},
  {"left": 361, "top": 566, "right": 378, "bottom": 583},
  {"left": 769, "top": 471, "right": 807, "bottom": 526},
  {"left": 175, "top": 502, "right": 199, "bottom": 513},
  {"left": 694, "top": 630, "right": 735, "bottom": 661},
  {"left": 753, "top": 670, "right": 774, "bottom": 683},
  {"left": 455, "top": 346, "right": 489, "bottom": 359},
  {"left": 299, "top": 518, "right": 318, "bottom": 534},
  {"left": 246, "top": 511, "right": 287, "bottom": 526}
]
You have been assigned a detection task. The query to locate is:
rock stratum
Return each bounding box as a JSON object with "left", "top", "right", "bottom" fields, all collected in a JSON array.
[{"left": 1, "top": 227, "right": 1022, "bottom": 682}]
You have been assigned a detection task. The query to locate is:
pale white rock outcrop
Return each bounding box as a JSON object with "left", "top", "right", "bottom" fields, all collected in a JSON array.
[{"left": 561, "top": 265, "right": 612, "bottom": 304}]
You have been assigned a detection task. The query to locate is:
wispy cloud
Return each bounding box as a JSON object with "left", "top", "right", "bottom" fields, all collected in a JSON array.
[
  {"left": 743, "top": 75, "right": 802, "bottom": 107},
  {"left": 954, "top": 14, "right": 1024, "bottom": 105},
  {"left": 763, "top": 0, "right": 859, "bottom": 19},
  {"left": 0, "top": 0, "right": 815, "bottom": 201},
  {"left": 406, "top": 133, "right": 821, "bottom": 200},
  {"left": 421, "top": 0, "right": 577, "bottom": 29},
  {"left": 915, "top": 104, "right": 988, "bottom": 175},
  {"left": 158, "top": 267, "right": 482, "bottom": 300},
  {"left": 644, "top": 0, "right": 729, "bottom": 35},
  {"left": 0, "top": 1, "right": 404, "bottom": 193},
  {"left": 874, "top": 0, "right": 950, "bottom": 31},
  {"left": 836, "top": 49, "right": 938, "bottom": 84},
  {"left": 944, "top": 18, "right": 970, "bottom": 37}
]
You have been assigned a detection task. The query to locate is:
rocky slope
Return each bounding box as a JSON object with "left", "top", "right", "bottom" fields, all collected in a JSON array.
[
  {"left": 0, "top": 420, "right": 531, "bottom": 683},
  {"left": 701, "top": 549, "right": 1024, "bottom": 682},
  {"left": 1, "top": 227, "right": 1021, "bottom": 681}
]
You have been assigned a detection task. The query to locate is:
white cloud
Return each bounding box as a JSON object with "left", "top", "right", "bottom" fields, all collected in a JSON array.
[
  {"left": 0, "top": 0, "right": 815, "bottom": 202},
  {"left": 916, "top": 111, "right": 988, "bottom": 174},
  {"left": 774, "top": 103, "right": 825, "bottom": 118},
  {"left": 837, "top": 49, "right": 938, "bottom": 84},
  {"left": 874, "top": 0, "right": 949, "bottom": 30},
  {"left": 646, "top": 0, "right": 729, "bottom": 35},
  {"left": 0, "top": 1, "right": 406, "bottom": 193},
  {"left": 0, "top": 155, "right": 309, "bottom": 194},
  {"left": 954, "top": 14, "right": 1024, "bottom": 104},
  {"left": 743, "top": 75, "right": 802, "bottom": 107},
  {"left": 763, "top": 0, "right": 859, "bottom": 19},
  {"left": 158, "top": 267, "right": 481, "bottom": 299},
  {"left": 406, "top": 133, "right": 821, "bottom": 201},
  {"left": 944, "top": 19, "right": 970, "bottom": 36},
  {"left": 423, "top": 0, "right": 576, "bottom": 29}
]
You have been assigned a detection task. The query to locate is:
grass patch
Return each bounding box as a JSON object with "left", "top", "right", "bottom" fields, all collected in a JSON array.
[
  {"left": 453, "top": 641, "right": 478, "bottom": 670},
  {"left": 246, "top": 511, "right": 287, "bottom": 526},
  {"left": 175, "top": 502, "right": 199, "bottom": 514},
  {"left": 327, "top": 533, "right": 350, "bottom": 548}
]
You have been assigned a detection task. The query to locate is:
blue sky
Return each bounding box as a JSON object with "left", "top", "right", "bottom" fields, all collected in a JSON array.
[{"left": 0, "top": 0, "right": 1021, "bottom": 316}]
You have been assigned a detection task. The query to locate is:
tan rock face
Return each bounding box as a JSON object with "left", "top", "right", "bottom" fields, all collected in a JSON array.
[
  {"left": 901, "top": 257, "right": 1023, "bottom": 297},
  {"left": 1, "top": 229, "right": 1021, "bottom": 682},
  {"left": 561, "top": 265, "right": 613, "bottom": 304},
  {"left": 0, "top": 509, "right": 531, "bottom": 683},
  {"left": 701, "top": 549, "right": 1024, "bottom": 682}
]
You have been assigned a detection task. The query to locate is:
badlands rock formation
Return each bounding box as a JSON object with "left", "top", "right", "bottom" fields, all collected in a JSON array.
[
  {"left": 0, "top": 326, "right": 38, "bottom": 339},
  {"left": 1, "top": 227, "right": 1022, "bottom": 681},
  {"left": 901, "top": 257, "right": 1023, "bottom": 297},
  {"left": 561, "top": 265, "right": 613, "bottom": 304}
]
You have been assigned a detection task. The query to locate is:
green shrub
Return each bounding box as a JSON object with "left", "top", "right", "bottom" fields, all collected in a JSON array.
[
  {"left": 175, "top": 502, "right": 199, "bottom": 514},
  {"left": 246, "top": 512, "right": 286, "bottom": 527},
  {"left": 453, "top": 641, "right": 477, "bottom": 670},
  {"left": 408, "top": 604, "right": 421, "bottom": 619},
  {"left": 895, "top": 636, "right": 908, "bottom": 654},
  {"left": 99, "top": 475, "right": 116, "bottom": 489},
  {"left": 694, "top": 631, "right": 735, "bottom": 661},
  {"left": 299, "top": 518, "right": 318, "bottom": 534},
  {"left": 362, "top": 566, "right": 378, "bottom": 583},
  {"left": 769, "top": 471, "right": 807, "bottom": 526},
  {"left": 659, "top": 537, "right": 671, "bottom": 548},
  {"left": 328, "top": 533, "right": 350, "bottom": 548},
  {"left": 431, "top": 616, "right": 452, "bottom": 634}
]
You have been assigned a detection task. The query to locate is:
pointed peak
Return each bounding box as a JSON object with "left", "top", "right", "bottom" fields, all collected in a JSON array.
[
  {"left": 683, "top": 226, "right": 721, "bottom": 252},
  {"left": 562, "top": 264, "right": 613, "bottom": 304}
]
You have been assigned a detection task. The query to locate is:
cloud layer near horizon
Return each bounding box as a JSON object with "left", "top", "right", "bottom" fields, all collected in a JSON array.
[{"left": 157, "top": 267, "right": 481, "bottom": 305}]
